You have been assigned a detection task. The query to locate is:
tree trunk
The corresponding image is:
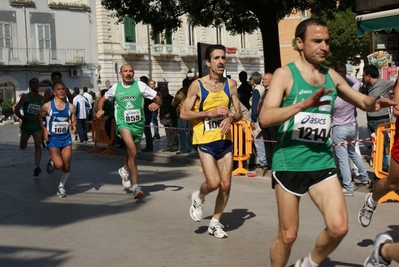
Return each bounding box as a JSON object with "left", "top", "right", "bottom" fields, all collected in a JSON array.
[{"left": 258, "top": 13, "right": 282, "bottom": 73}]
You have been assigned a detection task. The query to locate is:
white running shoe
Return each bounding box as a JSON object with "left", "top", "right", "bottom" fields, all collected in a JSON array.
[
  {"left": 364, "top": 232, "right": 393, "bottom": 267},
  {"left": 118, "top": 167, "right": 132, "bottom": 189},
  {"left": 208, "top": 222, "right": 228, "bottom": 238},
  {"left": 190, "top": 191, "right": 203, "bottom": 222},
  {"left": 358, "top": 193, "right": 376, "bottom": 227},
  {"left": 294, "top": 258, "right": 305, "bottom": 267},
  {"left": 57, "top": 187, "right": 67, "bottom": 198},
  {"left": 132, "top": 186, "right": 143, "bottom": 199}
]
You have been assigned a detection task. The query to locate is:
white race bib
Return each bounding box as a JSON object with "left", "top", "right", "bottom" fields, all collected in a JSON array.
[
  {"left": 291, "top": 112, "right": 331, "bottom": 143},
  {"left": 51, "top": 121, "right": 69, "bottom": 134},
  {"left": 203, "top": 115, "right": 226, "bottom": 131},
  {"left": 124, "top": 109, "right": 141, "bottom": 124},
  {"left": 27, "top": 103, "right": 40, "bottom": 115}
]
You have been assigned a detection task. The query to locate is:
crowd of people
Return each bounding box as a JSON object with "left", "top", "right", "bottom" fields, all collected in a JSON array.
[{"left": 9, "top": 18, "right": 399, "bottom": 267}]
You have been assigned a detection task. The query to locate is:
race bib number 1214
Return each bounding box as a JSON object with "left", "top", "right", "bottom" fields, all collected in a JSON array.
[{"left": 291, "top": 112, "right": 331, "bottom": 143}]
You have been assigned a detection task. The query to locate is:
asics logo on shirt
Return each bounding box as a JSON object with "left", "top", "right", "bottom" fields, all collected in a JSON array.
[
  {"left": 299, "top": 89, "right": 313, "bottom": 95},
  {"left": 301, "top": 115, "right": 326, "bottom": 125}
]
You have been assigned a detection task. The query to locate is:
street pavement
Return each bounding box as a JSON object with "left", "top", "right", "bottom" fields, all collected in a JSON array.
[{"left": 0, "top": 110, "right": 398, "bottom": 267}]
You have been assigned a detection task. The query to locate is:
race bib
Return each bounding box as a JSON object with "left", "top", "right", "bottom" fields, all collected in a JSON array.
[
  {"left": 124, "top": 109, "right": 141, "bottom": 124},
  {"left": 204, "top": 115, "right": 226, "bottom": 131},
  {"left": 27, "top": 103, "right": 40, "bottom": 115},
  {"left": 51, "top": 121, "right": 69, "bottom": 134},
  {"left": 291, "top": 112, "right": 331, "bottom": 143}
]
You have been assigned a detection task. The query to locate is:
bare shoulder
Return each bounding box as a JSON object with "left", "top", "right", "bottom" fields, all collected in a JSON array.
[
  {"left": 69, "top": 102, "right": 76, "bottom": 112},
  {"left": 228, "top": 78, "right": 237, "bottom": 87}
]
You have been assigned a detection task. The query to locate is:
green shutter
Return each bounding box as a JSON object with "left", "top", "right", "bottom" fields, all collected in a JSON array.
[
  {"left": 153, "top": 34, "right": 160, "bottom": 44},
  {"left": 165, "top": 29, "right": 172, "bottom": 44},
  {"left": 123, "top": 16, "right": 136, "bottom": 42}
]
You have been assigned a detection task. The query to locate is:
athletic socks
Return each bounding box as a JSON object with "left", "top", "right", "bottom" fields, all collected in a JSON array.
[
  {"left": 304, "top": 254, "right": 318, "bottom": 267},
  {"left": 59, "top": 172, "right": 70, "bottom": 188}
]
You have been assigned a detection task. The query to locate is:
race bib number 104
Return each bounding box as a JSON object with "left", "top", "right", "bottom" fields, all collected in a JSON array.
[{"left": 291, "top": 112, "right": 331, "bottom": 143}]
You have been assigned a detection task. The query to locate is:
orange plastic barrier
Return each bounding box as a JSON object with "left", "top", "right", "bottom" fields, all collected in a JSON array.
[
  {"left": 231, "top": 119, "right": 252, "bottom": 176},
  {"left": 373, "top": 122, "right": 399, "bottom": 203},
  {"left": 88, "top": 116, "right": 117, "bottom": 155}
]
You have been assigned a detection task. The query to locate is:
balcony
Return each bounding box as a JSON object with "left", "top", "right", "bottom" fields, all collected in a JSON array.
[
  {"left": 237, "top": 48, "right": 259, "bottom": 58},
  {"left": 152, "top": 44, "right": 180, "bottom": 56},
  {"left": 0, "top": 48, "right": 86, "bottom": 66},
  {"left": 122, "top": 43, "right": 149, "bottom": 55},
  {"left": 9, "top": 0, "right": 35, "bottom": 7},
  {"left": 48, "top": 0, "right": 90, "bottom": 10},
  {"left": 179, "top": 45, "right": 197, "bottom": 57}
]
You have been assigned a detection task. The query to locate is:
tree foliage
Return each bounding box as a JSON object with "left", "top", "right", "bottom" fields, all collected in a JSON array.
[
  {"left": 313, "top": 8, "right": 370, "bottom": 68},
  {"left": 101, "top": 0, "right": 359, "bottom": 73}
]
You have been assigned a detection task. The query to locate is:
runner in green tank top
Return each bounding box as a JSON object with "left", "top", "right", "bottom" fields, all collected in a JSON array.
[
  {"left": 14, "top": 78, "right": 44, "bottom": 177},
  {"left": 258, "top": 18, "right": 397, "bottom": 267},
  {"left": 96, "top": 64, "right": 162, "bottom": 199}
]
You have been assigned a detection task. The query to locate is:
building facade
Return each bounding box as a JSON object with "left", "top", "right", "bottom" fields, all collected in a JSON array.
[
  {"left": 0, "top": 0, "right": 99, "bottom": 104},
  {"left": 96, "top": 2, "right": 308, "bottom": 95}
]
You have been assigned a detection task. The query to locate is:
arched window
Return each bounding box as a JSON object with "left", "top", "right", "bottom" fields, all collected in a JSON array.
[{"left": 0, "top": 81, "right": 16, "bottom": 103}]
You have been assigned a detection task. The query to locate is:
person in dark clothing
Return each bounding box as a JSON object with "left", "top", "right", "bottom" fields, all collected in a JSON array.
[
  {"left": 159, "top": 86, "right": 178, "bottom": 152},
  {"left": 237, "top": 71, "right": 252, "bottom": 110},
  {"left": 140, "top": 76, "right": 154, "bottom": 152}
]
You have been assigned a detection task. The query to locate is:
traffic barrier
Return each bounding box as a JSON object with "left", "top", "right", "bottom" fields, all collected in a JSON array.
[
  {"left": 88, "top": 116, "right": 117, "bottom": 155},
  {"left": 373, "top": 122, "right": 399, "bottom": 203},
  {"left": 232, "top": 119, "right": 252, "bottom": 176}
]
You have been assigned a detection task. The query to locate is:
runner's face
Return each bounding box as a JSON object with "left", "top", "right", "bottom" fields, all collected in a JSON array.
[
  {"left": 53, "top": 84, "right": 66, "bottom": 99},
  {"left": 52, "top": 75, "right": 62, "bottom": 85},
  {"left": 296, "top": 24, "right": 330, "bottom": 64},
  {"left": 30, "top": 79, "right": 40, "bottom": 92},
  {"left": 120, "top": 65, "right": 134, "bottom": 84},
  {"left": 207, "top": 49, "right": 225, "bottom": 76}
]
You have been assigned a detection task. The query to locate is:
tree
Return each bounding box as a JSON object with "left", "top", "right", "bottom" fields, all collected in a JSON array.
[
  {"left": 313, "top": 8, "right": 370, "bottom": 68},
  {"left": 101, "top": 0, "right": 357, "bottom": 73}
]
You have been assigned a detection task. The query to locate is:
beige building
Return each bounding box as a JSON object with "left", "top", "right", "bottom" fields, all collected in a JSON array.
[{"left": 95, "top": 2, "right": 309, "bottom": 94}]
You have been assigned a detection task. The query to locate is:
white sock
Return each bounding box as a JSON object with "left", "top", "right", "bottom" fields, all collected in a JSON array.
[
  {"left": 132, "top": 184, "right": 139, "bottom": 191},
  {"left": 59, "top": 172, "right": 70, "bottom": 188},
  {"left": 306, "top": 254, "right": 318, "bottom": 267},
  {"left": 368, "top": 194, "right": 377, "bottom": 208},
  {"left": 122, "top": 167, "right": 129, "bottom": 176},
  {"left": 210, "top": 217, "right": 219, "bottom": 225}
]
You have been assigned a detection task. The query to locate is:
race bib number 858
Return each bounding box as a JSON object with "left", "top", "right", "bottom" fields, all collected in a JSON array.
[{"left": 291, "top": 112, "right": 331, "bottom": 143}]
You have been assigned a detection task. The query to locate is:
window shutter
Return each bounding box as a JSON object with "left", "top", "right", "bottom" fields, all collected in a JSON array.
[
  {"left": 123, "top": 16, "right": 136, "bottom": 42},
  {"left": 165, "top": 29, "right": 172, "bottom": 44}
]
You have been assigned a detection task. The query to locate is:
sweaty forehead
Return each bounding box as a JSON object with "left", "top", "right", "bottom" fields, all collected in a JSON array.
[{"left": 306, "top": 25, "right": 329, "bottom": 38}]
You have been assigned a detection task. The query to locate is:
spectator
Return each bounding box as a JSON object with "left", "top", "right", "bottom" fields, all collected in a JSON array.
[
  {"left": 237, "top": 71, "right": 252, "bottom": 110},
  {"left": 140, "top": 76, "right": 154, "bottom": 152},
  {"left": 149, "top": 80, "right": 161, "bottom": 140},
  {"left": 72, "top": 87, "right": 90, "bottom": 143},
  {"left": 159, "top": 86, "right": 178, "bottom": 152}
]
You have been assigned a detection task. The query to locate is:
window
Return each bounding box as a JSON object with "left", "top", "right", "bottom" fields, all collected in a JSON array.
[
  {"left": 188, "top": 24, "right": 195, "bottom": 46},
  {"left": 123, "top": 16, "right": 136, "bottom": 43},
  {"left": 165, "top": 28, "right": 172, "bottom": 45},
  {"left": 216, "top": 25, "right": 222, "bottom": 44},
  {"left": 36, "top": 24, "right": 51, "bottom": 49},
  {"left": 0, "top": 81, "right": 16, "bottom": 103},
  {"left": 0, "top": 22, "right": 12, "bottom": 48}
]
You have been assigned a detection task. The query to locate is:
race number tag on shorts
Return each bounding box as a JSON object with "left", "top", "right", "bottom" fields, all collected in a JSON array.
[
  {"left": 124, "top": 109, "right": 141, "bottom": 123},
  {"left": 51, "top": 121, "right": 69, "bottom": 134},
  {"left": 291, "top": 112, "right": 331, "bottom": 143},
  {"left": 204, "top": 115, "right": 226, "bottom": 131},
  {"left": 27, "top": 103, "right": 40, "bottom": 114}
]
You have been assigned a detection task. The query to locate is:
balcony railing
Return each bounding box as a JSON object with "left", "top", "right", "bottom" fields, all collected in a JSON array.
[
  {"left": 237, "top": 48, "right": 259, "bottom": 58},
  {"left": 120, "top": 42, "right": 259, "bottom": 59},
  {"left": 0, "top": 48, "right": 86, "bottom": 65}
]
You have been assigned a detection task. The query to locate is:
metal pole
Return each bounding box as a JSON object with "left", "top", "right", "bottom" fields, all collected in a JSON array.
[{"left": 147, "top": 24, "right": 152, "bottom": 80}]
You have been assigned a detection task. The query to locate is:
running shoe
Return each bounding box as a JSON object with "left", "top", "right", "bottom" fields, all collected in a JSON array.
[
  {"left": 33, "top": 167, "right": 41, "bottom": 177},
  {"left": 364, "top": 232, "right": 393, "bottom": 267},
  {"left": 190, "top": 191, "right": 204, "bottom": 222},
  {"left": 294, "top": 258, "right": 306, "bottom": 267},
  {"left": 354, "top": 177, "right": 370, "bottom": 185},
  {"left": 46, "top": 159, "right": 54, "bottom": 174},
  {"left": 208, "top": 222, "right": 228, "bottom": 238},
  {"left": 132, "top": 186, "right": 143, "bottom": 199},
  {"left": 358, "top": 193, "right": 376, "bottom": 227},
  {"left": 118, "top": 167, "right": 132, "bottom": 189},
  {"left": 57, "top": 187, "right": 67, "bottom": 198}
]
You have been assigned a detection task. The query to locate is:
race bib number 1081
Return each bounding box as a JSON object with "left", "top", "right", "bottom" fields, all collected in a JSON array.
[{"left": 291, "top": 112, "right": 331, "bottom": 143}]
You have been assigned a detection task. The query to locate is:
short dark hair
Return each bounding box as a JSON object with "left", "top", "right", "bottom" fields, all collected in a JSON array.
[
  {"left": 100, "top": 89, "right": 108, "bottom": 96},
  {"left": 73, "top": 87, "right": 80, "bottom": 94},
  {"left": 51, "top": 71, "right": 62, "bottom": 80},
  {"left": 83, "top": 87, "right": 88, "bottom": 92},
  {"left": 239, "top": 71, "right": 248, "bottom": 82},
  {"left": 295, "top": 18, "right": 328, "bottom": 41},
  {"left": 29, "top": 78, "right": 39, "bottom": 86},
  {"left": 363, "top": 65, "right": 379, "bottom": 79},
  {"left": 205, "top": 44, "right": 226, "bottom": 61},
  {"left": 140, "top": 76, "right": 149, "bottom": 84}
]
